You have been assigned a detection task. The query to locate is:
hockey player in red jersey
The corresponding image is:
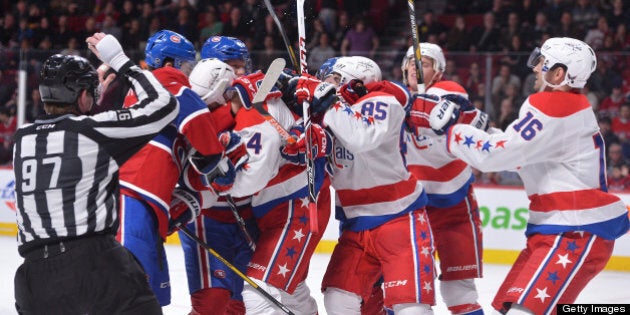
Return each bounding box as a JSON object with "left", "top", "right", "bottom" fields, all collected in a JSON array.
[
  {"left": 117, "top": 30, "right": 232, "bottom": 306},
  {"left": 429, "top": 37, "right": 630, "bottom": 315},
  {"left": 403, "top": 43, "right": 487, "bottom": 315}
]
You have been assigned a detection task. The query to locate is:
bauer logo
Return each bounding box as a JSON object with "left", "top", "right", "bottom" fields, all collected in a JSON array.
[{"left": 1, "top": 180, "right": 15, "bottom": 212}]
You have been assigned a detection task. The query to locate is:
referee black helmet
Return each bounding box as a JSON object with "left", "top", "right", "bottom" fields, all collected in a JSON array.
[{"left": 39, "top": 54, "right": 99, "bottom": 104}]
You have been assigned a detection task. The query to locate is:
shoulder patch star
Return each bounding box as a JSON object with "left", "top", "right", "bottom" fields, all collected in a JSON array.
[
  {"left": 556, "top": 253, "right": 572, "bottom": 268},
  {"left": 454, "top": 132, "right": 463, "bottom": 144},
  {"left": 482, "top": 141, "right": 492, "bottom": 152},
  {"left": 534, "top": 287, "right": 550, "bottom": 303},
  {"left": 277, "top": 263, "right": 290, "bottom": 277},
  {"left": 476, "top": 140, "right": 483, "bottom": 149},
  {"left": 464, "top": 136, "right": 475, "bottom": 147},
  {"left": 353, "top": 112, "right": 363, "bottom": 120},
  {"left": 495, "top": 140, "right": 506, "bottom": 148},
  {"left": 332, "top": 102, "right": 344, "bottom": 111}
]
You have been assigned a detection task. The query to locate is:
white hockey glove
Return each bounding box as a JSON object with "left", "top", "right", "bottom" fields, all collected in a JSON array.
[{"left": 429, "top": 97, "right": 461, "bottom": 135}]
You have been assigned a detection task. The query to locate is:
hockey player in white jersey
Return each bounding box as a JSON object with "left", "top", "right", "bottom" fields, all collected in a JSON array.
[
  {"left": 289, "top": 56, "right": 437, "bottom": 314},
  {"left": 403, "top": 43, "right": 487, "bottom": 315},
  {"left": 429, "top": 37, "right": 630, "bottom": 314}
]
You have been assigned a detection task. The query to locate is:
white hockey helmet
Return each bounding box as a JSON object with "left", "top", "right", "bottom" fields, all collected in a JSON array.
[
  {"left": 402, "top": 43, "right": 446, "bottom": 85},
  {"left": 331, "top": 56, "right": 382, "bottom": 86},
  {"left": 527, "top": 37, "right": 597, "bottom": 89},
  {"left": 189, "top": 58, "right": 237, "bottom": 105}
]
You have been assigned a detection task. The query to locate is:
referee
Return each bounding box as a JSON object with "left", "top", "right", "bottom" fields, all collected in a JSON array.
[{"left": 13, "top": 33, "right": 178, "bottom": 314}]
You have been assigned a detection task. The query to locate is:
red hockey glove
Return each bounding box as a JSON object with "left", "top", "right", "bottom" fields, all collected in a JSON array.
[
  {"left": 280, "top": 124, "right": 332, "bottom": 165},
  {"left": 218, "top": 131, "right": 249, "bottom": 171},
  {"left": 338, "top": 79, "right": 368, "bottom": 105},
  {"left": 232, "top": 71, "right": 282, "bottom": 109},
  {"left": 405, "top": 93, "right": 440, "bottom": 132},
  {"left": 294, "top": 74, "right": 338, "bottom": 114}
]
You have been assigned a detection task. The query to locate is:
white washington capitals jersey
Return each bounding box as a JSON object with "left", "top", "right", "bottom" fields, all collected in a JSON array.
[
  {"left": 324, "top": 91, "right": 427, "bottom": 231},
  {"left": 405, "top": 81, "right": 474, "bottom": 208},
  {"left": 447, "top": 91, "right": 630, "bottom": 240}
]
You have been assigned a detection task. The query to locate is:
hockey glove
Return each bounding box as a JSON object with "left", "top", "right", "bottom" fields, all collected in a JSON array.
[
  {"left": 232, "top": 71, "right": 283, "bottom": 109},
  {"left": 294, "top": 74, "right": 338, "bottom": 114},
  {"left": 280, "top": 124, "right": 332, "bottom": 165},
  {"left": 188, "top": 149, "right": 236, "bottom": 195},
  {"left": 218, "top": 131, "right": 249, "bottom": 171},
  {"left": 442, "top": 93, "right": 474, "bottom": 111},
  {"left": 441, "top": 93, "right": 489, "bottom": 131},
  {"left": 168, "top": 188, "right": 202, "bottom": 234},
  {"left": 338, "top": 79, "right": 368, "bottom": 105},
  {"left": 429, "top": 97, "right": 461, "bottom": 135},
  {"left": 405, "top": 93, "right": 440, "bottom": 133}
]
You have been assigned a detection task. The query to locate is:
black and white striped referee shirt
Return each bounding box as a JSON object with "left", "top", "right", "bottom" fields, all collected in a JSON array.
[{"left": 13, "top": 63, "right": 178, "bottom": 256}]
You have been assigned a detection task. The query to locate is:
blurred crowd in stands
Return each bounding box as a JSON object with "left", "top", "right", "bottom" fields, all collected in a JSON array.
[{"left": 1, "top": 0, "right": 630, "bottom": 190}]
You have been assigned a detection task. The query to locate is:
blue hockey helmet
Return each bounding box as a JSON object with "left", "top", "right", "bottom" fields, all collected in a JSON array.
[
  {"left": 145, "top": 30, "right": 196, "bottom": 71},
  {"left": 201, "top": 36, "right": 251, "bottom": 74},
  {"left": 316, "top": 57, "right": 340, "bottom": 81}
]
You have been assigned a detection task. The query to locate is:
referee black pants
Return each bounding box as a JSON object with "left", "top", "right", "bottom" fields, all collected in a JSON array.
[{"left": 14, "top": 235, "right": 162, "bottom": 315}]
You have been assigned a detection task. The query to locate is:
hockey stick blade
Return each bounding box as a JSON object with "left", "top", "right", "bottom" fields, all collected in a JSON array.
[
  {"left": 250, "top": 58, "right": 296, "bottom": 144},
  {"left": 178, "top": 225, "right": 295, "bottom": 315}
]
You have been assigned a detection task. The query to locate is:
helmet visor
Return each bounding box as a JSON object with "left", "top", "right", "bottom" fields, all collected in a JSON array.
[{"left": 527, "top": 47, "right": 542, "bottom": 69}]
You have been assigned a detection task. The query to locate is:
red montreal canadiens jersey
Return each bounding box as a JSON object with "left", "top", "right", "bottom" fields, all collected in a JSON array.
[
  {"left": 447, "top": 91, "right": 630, "bottom": 239},
  {"left": 120, "top": 67, "right": 223, "bottom": 237}
]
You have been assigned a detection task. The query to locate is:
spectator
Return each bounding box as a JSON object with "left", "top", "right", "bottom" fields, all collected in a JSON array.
[
  {"left": 584, "top": 16, "right": 610, "bottom": 51},
  {"left": 121, "top": 18, "right": 143, "bottom": 51},
  {"left": 222, "top": 6, "right": 250, "bottom": 38},
  {"left": 331, "top": 10, "right": 351, "bottom": 51},
  {"left": 76, "top": 17, "right": 98, "bottom": 46},
  {"left": 599, "top": 116, "right": 621, "bottom": 153},
  {"left": 500, "top": 34, "right": 530, "bottom": 79},
  {"left": 491, "top": 63, "right": 521, "bottom": 111},
  {"left": 31, "top": 16, "right": 54, "bottom": 48},
  {"left": 464, "top": 61, "right": 483, "bottom": 96},
  {"left": 571, "top": 0, "right": 600, "bottom": 35},
  {"left": 306, "top": 18, "right": 327, "bottom": 51},
  {"left": 0, "top": 106, "right": 15, "bottom": 164},
  {"left": 95, "top": 1, "right": 119, "bottom": 29},
  {"left": 445, "top": 14, "right": 470, "bottom": 51},
  {"left": 613, "top": 24, "right": 630, "bottom": 51},
  {"left": 101, "top": 14, "right": 122, "bottom": 40},
  {"left": 612, "top": 103, "right": 630, "bottom": 143},
  {"left": 599, "top": 82, "right": 624, "bottom": 118},
  {"left": 171, "top": 7, "right": 197, "bottom": 44},
  {"left": 499, "top": 12, "right": 521, "bottom": 50},
  {"left": 59, "top": 37, "right": 81, "bottom": 56},
  {"left": 496, "top": 97, "right": 519, "bottom": 131},
  {"left": 308, "top": 32, "right": 336, "bottom": 74},
  {"left": 318, "top": 0, "right": 338, "bottom": 34},
  {"left": 607, "top": 142, "right": 630, "bottom": 175},
  {"left": 1, "top": 13, "right": 19, "bottom": 47},
  {"left": 26, "top": 88, "right": 44, "bottom": 123},
  {"left": 469, "top": 11, "right": 501, "bottom": 52},
  {"left": 198, "top": 6, "right": 223, "bottom": 43},
  {"left": 138, "top": 2, "right": 155, "bottom": 39},
  {"left": 583, "top": 83, "right": 600, "bottom": 112},
  {"left": 604, "top": 0, "right": 629, "bottom": 30},
  {"left": 254, "top": 35, "right": 283, "bottom": 71},
  {"left": 340, "top": 17, "right": 379, "bottom": 58},
  {"left": 417, "top": 9, "right": 447, "bottom": 43},
  {"left": 607, "top": 165, "right": 630, "bottom": 191},
  {"left": 51, "top": 15, "right": 75, "bottom": 50},
  {"left": 118, "top": 0, "right": 137, "bottom": 32},
  {"left": 554, "top": 11, "right": 583, "bottom": 40},
  {"left": 543, "top": 0, "right": 569, "bottom": 27},
  {"left": 253, "top": 14, "right": 280, "bottom": 50},
  {"left": 523, "top": 11, "right": 553, "bottom": 50}
]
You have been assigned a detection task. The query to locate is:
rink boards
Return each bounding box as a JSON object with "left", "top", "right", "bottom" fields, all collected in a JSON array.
[{"left": 0, "top": 167, "right": 627, "bottom": 271}]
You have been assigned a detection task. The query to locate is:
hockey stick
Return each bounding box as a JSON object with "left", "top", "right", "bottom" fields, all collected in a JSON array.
[
  {"left": 225, "top": 195, "right": 256, "bottom": 251},
  {"left": 251, "top": 57, "right": 295, "bottom": 145},
  {"left": 297, "top": 0, "right": 319, "bottom": 235},
  {"left": 178, "top": 225, "right": 295, "bottom": 315},
  {"left": 263, "top": 0, "right": 299, "bottom": 71},
  {"left": 407, "top": 0, "right": 426, "bottom": 93}
]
